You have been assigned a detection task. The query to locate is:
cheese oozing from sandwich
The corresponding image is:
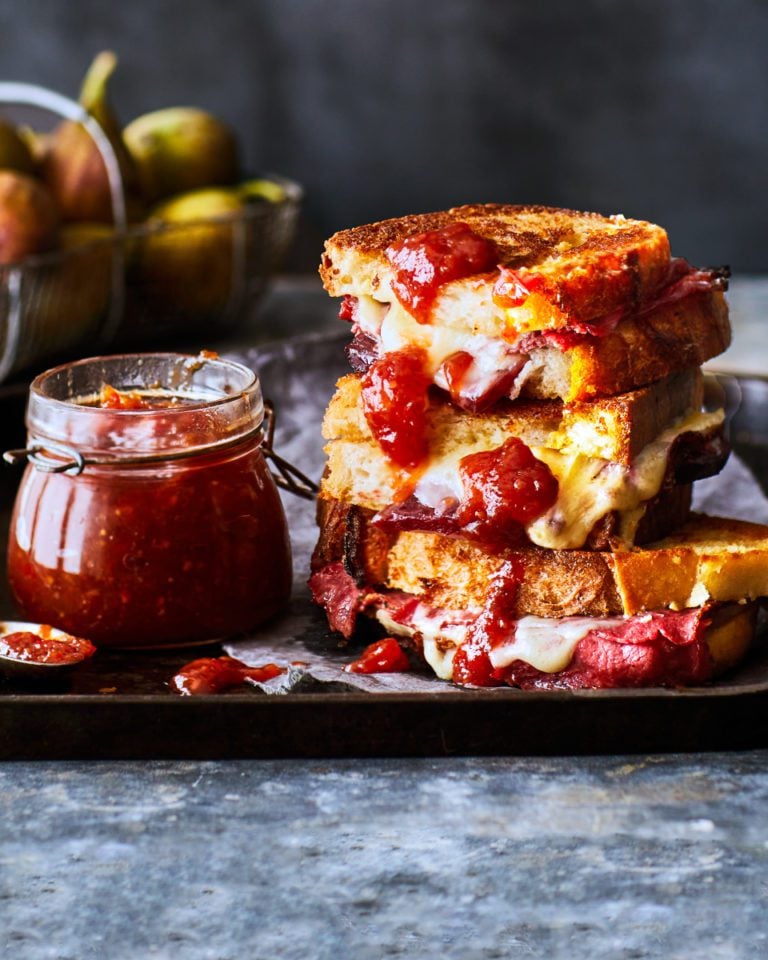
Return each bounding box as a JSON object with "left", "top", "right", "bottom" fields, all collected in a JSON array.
[
  {"left": 342, "top": 406, "right": 724, "bottom": 550},
  {"left": 374, "top": 597, "right": 734, "bottom": 688},
  {"left": 355, "top": 294, "right": 537, "bottom": 405},
  {"left": 377, "top": 603, "right": 616, "bottom": 677}
]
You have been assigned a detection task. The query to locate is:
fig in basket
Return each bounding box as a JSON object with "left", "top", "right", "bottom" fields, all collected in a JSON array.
[
  {"left": 40, "top": 51, "right": 141, "bottom": 224},
  {"left": 123, "top": 106, "right": 239, "bottom": 205},
  {"left": 135, "top": 187, "right": 245, "bottom": 320},
  {"left": 0, "top": 170, "right": 59, "bottom": 264}
]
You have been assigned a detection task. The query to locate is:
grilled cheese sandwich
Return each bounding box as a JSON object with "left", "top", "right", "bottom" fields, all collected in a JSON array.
[{"left": 312, "top": 202, "right": 762, "bottom": 691}]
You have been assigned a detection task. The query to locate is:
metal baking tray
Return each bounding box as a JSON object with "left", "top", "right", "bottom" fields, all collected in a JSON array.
[
  {"left": 0, "top": 334, "right": 766, "bottom": 759},
  {"left": 2, "top": 625, "right": 768, "bottom": 760}
]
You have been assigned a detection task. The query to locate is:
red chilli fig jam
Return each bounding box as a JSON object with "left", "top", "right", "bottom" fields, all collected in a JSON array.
[
  {"left": 385, "top": 222, "right": 499, "bottom": 323},
  {"left": 7, "top": 353, "right": 292, "bottom": 648}
]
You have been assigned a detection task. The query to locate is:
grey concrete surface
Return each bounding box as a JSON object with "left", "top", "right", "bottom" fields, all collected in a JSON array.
[{"left": 1, "top": 754, "right": 768, "bottom": 959}]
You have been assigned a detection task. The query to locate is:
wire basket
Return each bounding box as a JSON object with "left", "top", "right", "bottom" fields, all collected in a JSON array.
[{"left": 0, "top": 83, "right": 302, "bottom": 383}]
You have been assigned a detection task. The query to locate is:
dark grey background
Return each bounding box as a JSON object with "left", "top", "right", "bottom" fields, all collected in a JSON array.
[{"left": 1, "top": 0, "right": 766, "bottom": 270}]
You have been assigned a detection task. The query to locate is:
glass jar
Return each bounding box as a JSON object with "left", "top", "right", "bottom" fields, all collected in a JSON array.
[{"left": 6, "top": 353, "right": 294, "bottom": 648}]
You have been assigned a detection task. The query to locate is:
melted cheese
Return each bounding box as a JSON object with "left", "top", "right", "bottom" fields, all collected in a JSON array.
[
  {"left": 412, "top": 439, "right": 490, "bottom": 509},
  {"left": 355, "top": 296, "right": 389, "bottom": 335},
  {"left": 489, "top": 614, "right": 618, "bottom": 673},
  {"left": 376, "top": 603, "right": 626, "bottom": 676},
  {"left": 529, "top": 408, "right": 723, "bottom": 548},
  {"left": 410, "top": 407, "right": 724, "bottom": 550},
  {"left": 375, "top": 604, "right": 472, "bottom": 680},
  {"left": 366, "top": 296, "right": 526, "bottom": 401}
]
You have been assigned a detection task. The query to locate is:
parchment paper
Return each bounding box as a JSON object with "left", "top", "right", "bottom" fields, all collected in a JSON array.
[{"left": 224, "top": 332, "right": 768, "bottom": 694}]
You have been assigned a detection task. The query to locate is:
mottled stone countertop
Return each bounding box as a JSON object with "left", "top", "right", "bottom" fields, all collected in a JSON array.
[
  {"left": 2, "top": 754, "right": 768, "bottom": 959},
  {"left": 2, "top": 277, "right": 768, "bottom": 959}
]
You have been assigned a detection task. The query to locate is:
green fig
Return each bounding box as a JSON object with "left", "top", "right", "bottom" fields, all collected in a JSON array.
[
  {"left": 41, "top": 51, "right": 140, "bottom": 224},
  {"left": 238, "top": 178, "right": 287, "bottom": 204},
  {"left": 137, "top": 187, "right": 245, "bottom": 319},
  {"left": 123, "top": 107, "right": 239, "bottom": 204},
  {"left": 0, "top": 119, "right": 35, "bottom": 175},
  {"left": 0, "top": 171, "right": 59, "bottom": 264}
]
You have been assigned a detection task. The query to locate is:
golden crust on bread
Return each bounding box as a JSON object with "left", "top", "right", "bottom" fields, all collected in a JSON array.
[
  {"left": 323, "top": 204, "right": 665, "bottom": 268},
  {"left": 320, "top": 204, "right": 671, "bottom": 326},
  {"left": 559, "top": 369, "right": 704, "bottom": 460},
  {"left": 538, "top": 290, "right": 731, "bottom": 402},
  {"left": 609, "top": 515, "right": 768, "bottom": 614}
]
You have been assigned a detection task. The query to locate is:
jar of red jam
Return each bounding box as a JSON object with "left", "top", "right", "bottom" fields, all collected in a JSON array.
[{"left": 6, "top": 353, "right": 296, "bottom": 648}]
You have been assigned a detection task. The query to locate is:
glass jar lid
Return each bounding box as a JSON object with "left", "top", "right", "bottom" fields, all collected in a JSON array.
[{"left": 26, "top": 352, "right": 264, "bottom": 459}]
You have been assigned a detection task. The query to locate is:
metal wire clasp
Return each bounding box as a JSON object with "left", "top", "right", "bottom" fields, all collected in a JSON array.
[
  {"left": 3, "top": 441, "right": 86, "bottom": 475},
  {"left": 262, "top": 400, "right": 318, "bottom": 501}
]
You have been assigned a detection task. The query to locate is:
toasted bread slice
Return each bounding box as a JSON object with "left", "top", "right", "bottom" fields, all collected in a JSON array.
[
  {"left": 323, "top": 204, "right": 730, "bottom": 404},
  {"left": 525, "top": 288, "right": 730, "bottom": 402},
  {"left": 321, "top": 204, "right": 672, "bottom": 331},
  {"left": 320, "top": 370, "right": 726, "bottom": 550},
  {"left": 316, "top": 510, "right": 768, "bottom": 619},
  {"left": 324, "top": 368, "right": 705, "bottom": 464},
  {"left": 342, "top": 283, "right": 730, "bottom": 404}
]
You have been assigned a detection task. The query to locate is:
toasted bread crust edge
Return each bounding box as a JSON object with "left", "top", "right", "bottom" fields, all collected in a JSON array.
[
  {"left": 536, "top": 290, "right": 731, "bottom": 403},
  {"left": 314, "top": 509, "right": 768, "bottom": 618},
  {"left": 319, "top": 204, "right": 669, "bottom": 298}
]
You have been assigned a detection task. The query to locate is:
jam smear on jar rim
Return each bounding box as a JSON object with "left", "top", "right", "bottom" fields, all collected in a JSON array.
[
  {"left": 87, "top": 385, "right": 202, "bottom": 411},
  {"left": 97, "top": 385, "right": 151, "bottom": 410},
  {"left": 386, "top": 222, "right": 499, "bottom": 324}
]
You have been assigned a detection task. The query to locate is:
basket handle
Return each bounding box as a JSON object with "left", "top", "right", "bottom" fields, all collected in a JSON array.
[
  {"left": 0, "top": 82, "right": 127, "bottom": 232},
  {"left": 0, "top": 82, "right": 128, "bottom": 369}
]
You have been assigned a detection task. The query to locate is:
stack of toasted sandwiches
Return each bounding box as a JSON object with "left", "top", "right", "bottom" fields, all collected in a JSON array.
[{"left": 310, "top": 204, "right": 768, "bottom": 688}]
